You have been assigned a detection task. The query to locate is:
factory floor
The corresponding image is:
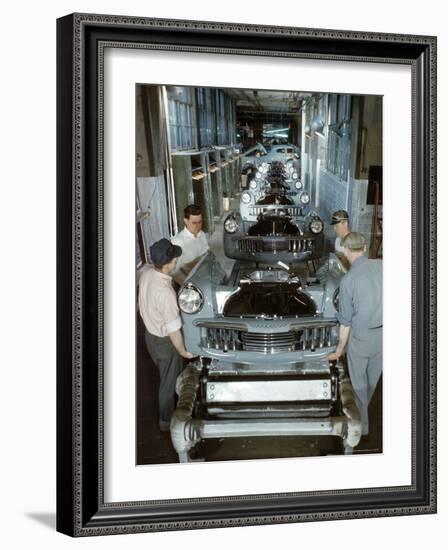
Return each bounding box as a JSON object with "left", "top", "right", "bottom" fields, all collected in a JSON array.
[{"left": 136, "top": 194, "right": 383, "bottom": 465}]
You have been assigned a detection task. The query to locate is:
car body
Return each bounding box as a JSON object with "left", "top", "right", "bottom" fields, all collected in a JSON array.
[
  {"left": 225, "top": 161, "right": 324, "bottom": 263},
  {"left": 264, "top": 143, "right": 300, "bottom": 164},
  {"left": 178, "top": 252, "right": 342, "bottom": 362},
  {"left": 170, "top": 252, "right": 362, "bottom": 462},
  {"left": 223, "top": 209, "right": 325, "bottom": 264},
  {"left": 241, "top": 143, "right": 300, "bottom": 174},
  {"left": 245, "top": 159, "right": 303, "bottom": 209}
]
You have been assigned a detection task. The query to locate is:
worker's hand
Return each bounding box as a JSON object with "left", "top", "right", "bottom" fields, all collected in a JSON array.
[
  {"left": 181, "top": 351, "right": 196, "bottom": 359},
  {"left": 327, "top": 350, "right": 342, "bottom": 362}
]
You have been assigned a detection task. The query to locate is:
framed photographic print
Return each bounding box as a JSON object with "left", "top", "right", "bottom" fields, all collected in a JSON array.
[{"left": 57, "top": 13, "right": 437, "bottom": 536}]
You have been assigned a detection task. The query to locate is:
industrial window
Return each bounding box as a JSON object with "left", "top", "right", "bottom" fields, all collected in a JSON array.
[
  {"left": 215, "top": 91, "right": 237, "bottom": 146},
  {"left": 327, "top": 94, "right": 352, "bottom": 181},
  {"left": 215, "top": 90, "right": 227, "bottom": 145},
  {"left": 196, "top": 88, "right": 215, "bottom": 148},
  {"left": 167, "top": 87, "right": 196, "bottom": 150}
]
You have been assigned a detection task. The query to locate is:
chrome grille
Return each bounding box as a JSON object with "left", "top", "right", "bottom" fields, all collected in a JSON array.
[
  {"left": 202, "top": 328, "right": 242, "bottom": 351},
  {"left": 238, "top": 237, "right": 313, "bottom": 253},
  {"left": 241, "top": 331, "right": 294, "bottom": 352},
  {"left": 237, "top": 238, "right": 264, "bottom": 253},
  {"left": 249, "top": 207, "right": 266, "bottom": 216},
  {"left": 249, "top": 206, "right": 302, "bottom": 216},
  {"left": 288, "top": 238, "right": 313, "bottom": 253},
  {"left": 201, "top": 325, "right": 335, "bottom": 354}
]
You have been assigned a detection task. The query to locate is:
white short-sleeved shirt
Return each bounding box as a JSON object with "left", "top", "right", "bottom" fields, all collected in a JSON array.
[
  {"left": 171, "top": 228, "right": 209, "bottom": 284},
  {"left": 138, "top": 266, "right": 182, "bottom": 337}
]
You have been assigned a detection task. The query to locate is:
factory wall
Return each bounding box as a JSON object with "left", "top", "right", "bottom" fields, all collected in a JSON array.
[{"left": 303, "top": 92, "right": 382, "bottom": 254}]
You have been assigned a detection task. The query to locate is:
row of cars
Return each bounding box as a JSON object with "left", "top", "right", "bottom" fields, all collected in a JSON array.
[
  {"left": 224, "top": 160, "right": 324, "bottom": 263},
  {"left": 170, "top": 158, "right": 362, "bottom": 462},
  {"left": 240, "top": 142, "right": 301, "bottom": 167}
]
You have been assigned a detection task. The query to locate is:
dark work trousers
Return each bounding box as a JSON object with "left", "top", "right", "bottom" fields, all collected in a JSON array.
[
  {"left": 144, "top": 330, "right": 183, "bottom": 425},
  {"left": 347, "top": 327, "right": 383, "bottom": 435}
]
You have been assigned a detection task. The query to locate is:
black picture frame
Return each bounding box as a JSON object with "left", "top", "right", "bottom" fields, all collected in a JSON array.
[{"left": 56, "top": 13, "right": 437, "bottom": 536}]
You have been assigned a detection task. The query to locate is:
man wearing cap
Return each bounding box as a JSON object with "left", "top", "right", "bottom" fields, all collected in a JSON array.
[
  {"left": 331, "top": 210, "right": 350, "bottom": 254},
  {"left": 171, "top": 204, "right": 209, "bottom": 286},
  {"left": 139, "top": 238, "right": 194, "bottom": 431},
  {"left": 327, "top": 232, "right": 382, "bottom": 437}
]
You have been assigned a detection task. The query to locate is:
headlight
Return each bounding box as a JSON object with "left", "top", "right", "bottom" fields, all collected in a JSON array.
[
  {"left": 178, "top": 284, "right": 204, "bottom": 314},
  {"left": 310, "top": 217, "right": 323, "bottom": 234},
  {"left": 300, "top": 191, "right": 310, "bottom": 205},
  {"left": 329, "top": 256, "right": 343, "bottom": 276},
  {"left": 241, "top": 191, "right": 251, "bottom": 204},
  {"left": 224, "top": 215, "right": 239, "bottom": 233},
  {"left": 295, "top": 179, "right": 303, "bottom": 189}
]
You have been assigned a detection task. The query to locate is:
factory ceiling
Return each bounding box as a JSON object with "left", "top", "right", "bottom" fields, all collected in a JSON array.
[{"left": 226, "top": 89, "right": 313, "bottom": 115}]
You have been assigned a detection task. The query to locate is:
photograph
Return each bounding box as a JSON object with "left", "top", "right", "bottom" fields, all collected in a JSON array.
[{"left": 135, "top": 84, "right": 383, "bottom": 464}]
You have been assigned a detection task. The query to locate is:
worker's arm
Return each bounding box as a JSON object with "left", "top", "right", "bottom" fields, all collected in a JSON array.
[
  {"left": 161, "top": 288, "right": 194, "bottom": 359},
  {"left": 328, "top": 275, "right": 352, "bottom": 361},
  {"left": 168, "top": 329, "right": 194, "bottom": 359},
  {"left": 327, "top": 325, "right": 351, "bottom": 361}
]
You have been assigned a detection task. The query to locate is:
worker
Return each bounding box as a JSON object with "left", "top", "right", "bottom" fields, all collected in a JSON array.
[
  {"left": 139, "top": 238, "right": 194, "bottom": 432},
  {"left": 171, "top": 204, "right": 209, "bottom": 285},
  {"left": 327, "top": 232, "right": 382, "bottom": 436},
  {"left": 331, "top": 209, "right": 350, "bottom": 253}
]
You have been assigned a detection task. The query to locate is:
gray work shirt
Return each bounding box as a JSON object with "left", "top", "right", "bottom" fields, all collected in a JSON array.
[{"left": 338, "top": 256, "right": 383, "bottom": 337}]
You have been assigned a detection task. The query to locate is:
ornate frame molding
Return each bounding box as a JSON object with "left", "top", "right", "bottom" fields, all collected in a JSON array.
[{"left": 57, "top": 13, "right": 437, "bottom": 536}]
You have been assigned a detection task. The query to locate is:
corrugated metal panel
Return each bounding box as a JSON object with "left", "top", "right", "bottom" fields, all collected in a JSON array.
[{"left": 136, "top": 176, "right": 170, "bottom": 261}]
